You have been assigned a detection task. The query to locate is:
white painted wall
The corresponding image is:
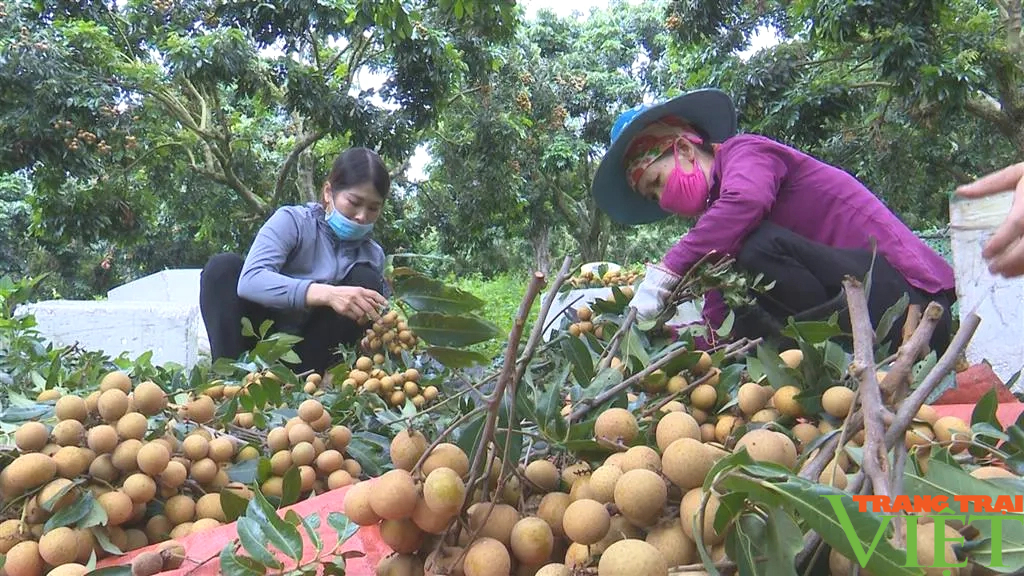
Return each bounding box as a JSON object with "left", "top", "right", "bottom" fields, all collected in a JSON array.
[
  {"left": 949, "top": 190, "right": 1024, "bottom": 388},
  {"left": 14, "top": 300, "right": 200, "bottom": 370}
]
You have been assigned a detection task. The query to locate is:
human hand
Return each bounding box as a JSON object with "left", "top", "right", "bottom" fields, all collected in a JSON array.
[
  {"left": 956, "top": 163, "right": 1024, "bottom": 278},
  {"left": 310, "top": 284, "right": 388, "bottom": 323},
  {"left": 631, "top": 263, "right": 683, "bottom": 324}
]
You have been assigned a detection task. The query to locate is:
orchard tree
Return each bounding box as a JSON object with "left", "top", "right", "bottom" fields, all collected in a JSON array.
[
  {"left": 0, "top": 0, "right": 517, "bottom": 294},
  {"left": 663, "top": 0, "right": 1019, "bottom": 228},
  {"left": 422, "top": 0, "right": 674, "bottom": 274}
]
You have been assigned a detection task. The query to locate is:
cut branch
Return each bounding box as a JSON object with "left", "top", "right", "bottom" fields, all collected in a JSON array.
[
  {"left": 880, "top": 301, "right": 942, "bottom": 396},
  {"left": 843, "top": 277, "right": 892, "bottom": 502},
  {"left": 884, "top": 313, "right": 982, "bottom": 450}
]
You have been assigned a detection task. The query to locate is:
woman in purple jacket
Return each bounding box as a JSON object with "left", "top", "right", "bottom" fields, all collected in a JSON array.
[
  {"left": 199, "top": 147, "right": 390, "bottom": 374},
  {"left": 592, "top": 89, "right": 957, "bottom": 354}
]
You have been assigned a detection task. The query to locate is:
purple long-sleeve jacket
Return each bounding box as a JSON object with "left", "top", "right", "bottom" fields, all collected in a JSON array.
[{"left": 661, "top": 134, "right": 955, "bottom": 348}]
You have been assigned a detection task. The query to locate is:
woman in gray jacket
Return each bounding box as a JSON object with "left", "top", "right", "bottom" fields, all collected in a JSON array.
[{"left": 199, "top": 147, "right": 391, "bottom": 374}]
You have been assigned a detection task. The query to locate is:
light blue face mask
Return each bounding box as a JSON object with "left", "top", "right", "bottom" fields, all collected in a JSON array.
[{"left": 325, "top": 197, "right": 374, "bottom": 240}]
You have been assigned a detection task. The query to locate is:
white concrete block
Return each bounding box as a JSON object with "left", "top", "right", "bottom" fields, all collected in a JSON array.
[
  {"left": 14, "top": 300, "right": 201, "bottom": 370},
  {"left": 541, "top": 287, "right": 701, "bottom": 341},
  {"left": 106, "top": 269, "right": 210, "bottom": 359},
  {"left": 106, "top": 269, "right": 203, "bottom": 303},
  {"left": 950, "top": 191, "right": 1024, "bottom": 387}
]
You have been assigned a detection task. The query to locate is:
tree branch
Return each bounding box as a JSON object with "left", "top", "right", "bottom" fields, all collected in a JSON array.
[
  {"left": 883, "top": 313, "right": 982, "bottom": 450},
  {"left": 879, "top": 301, "right": 942, "bottom": 397},
  {"left": 843, "top": 277, "right": 892, "bottom": 502},
  {"left": 965, "top": 97, "right": 1017, "bottom": 140},
  {"left": 274, "top": 129, "right": 325, "bottom": 203}
]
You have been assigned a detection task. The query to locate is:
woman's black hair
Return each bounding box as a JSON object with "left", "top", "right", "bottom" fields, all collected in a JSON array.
[
  {"left": 327, "top": 147, "right": 391, "bottom": 200},
  {"left": 688, "top": 122, "right": 717, "bottom": 155}
]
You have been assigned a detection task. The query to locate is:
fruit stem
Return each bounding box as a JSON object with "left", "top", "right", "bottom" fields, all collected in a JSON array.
[
  {"left": 568, "top": 343, "right": 694, "bottom": 423},
  {"left": 595, "top": 307, "right": 636, "bottom": 371},
  {"left": 410, "top": 405, "right": 486, "bottom": 477}
]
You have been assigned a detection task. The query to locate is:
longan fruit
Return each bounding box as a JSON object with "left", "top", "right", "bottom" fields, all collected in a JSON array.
[
  {"left": 123, "top": 473, "right": 157, "bottom": 504},
  {"left": 86, "top": 425, "right": 118, "bottom": 454},
  {"left": 463, "top": 537, "right": 511, "bottom": 576},
  {"left": 55, "top": 395, "right": 88, "bottom": 422},
  {"left": 287, "top": 422, "right": 316, "bottom": 446},
  {"left": 182, "top": 434, "right": 210, "bottom": 460},
  {"left": 298, "top": 399, "right": 325, "bottom": 423},
  {"left": 97, "top": 388, "right": 129, "bottom": 422},
  {"left": 594, "top": 408, "right": 638, "bottom": 445},
  {"left": 510, "top": 516, "right": 555, "bottom": 566},
  {"left": 369, "top": 469, "right": 419, "bottom": 520},
  {"left": 291, "top": 442, "right": 316, "bottom": 467},
  {"left": 329, "top": 426, "right": 352, "bottom": 451},
  {"left": 342, "top": 480, "right": 381, "bottom": 526},
  {"left": 14, "top": 422, "right": 49, "bottom": 452},
  {"left": 160, "top": 460, "right": 187, "bottom": 488},
  {"left": 100, "top": 371, "right": 132, "bottom": 392},
  {"left": 423, "top": 467, "right": 466, "bottom": 516},
  {"left": 207, "top": 437, "right": 235, "bottom": 462},
  {"left": 116, "top": 412, "right": 149, "bottom": 441},
  {"left": 186, "top": 395, "right": 215, "bottom": 423},
  {"left": 98, "top": 490, "right": 134, "bottom": 526},
  {"left": 51, "top": 419, "right": 86, "bottom": 447},
  {"left": 164, "top": 495, "right": 195, "bottom": 525},
  {"left": 195, "top": 493, "right": 226, "bottom": 522},
  {"left": 390, "top": 429, "right": 428, "bottom": 471},
  {"left": 133, "top": 380, "right": 167, "bottom": 415},
  {"left": 190, "top": 458, "right": 218, "bottom": 485},
  {"left": 562, "top": 498, "right": 610, "bottom": 545},
  {"left": 524, "top": 460, "right": 560, "bottom": 493},
  {"left": 137, "top": 442, "right": 171, "bottom": 476}
]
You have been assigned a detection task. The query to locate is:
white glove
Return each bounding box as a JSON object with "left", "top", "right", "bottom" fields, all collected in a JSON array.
[{"left": 630, "top": 264, "right": 683, "bottom": 323}]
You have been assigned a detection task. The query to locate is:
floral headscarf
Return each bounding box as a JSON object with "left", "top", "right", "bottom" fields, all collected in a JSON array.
[{"left": 623, "top": 116, "right": 714, "bottom": 192}]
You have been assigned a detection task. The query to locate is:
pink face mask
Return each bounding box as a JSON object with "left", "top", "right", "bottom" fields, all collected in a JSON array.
[{"left": 659, "top": 138, "right": 710, "bottom": 217}]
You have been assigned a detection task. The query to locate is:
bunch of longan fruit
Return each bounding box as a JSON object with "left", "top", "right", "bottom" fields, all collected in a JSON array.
[
  {"left": 0, "top": 371, "right": 249, "bottom": 575},
  {"left": 360, "top": 310, "right": 419, "bottom": 357},
  {"left": 338, "top": 356, "right": 438, "bottom": 410},
  {"left": 258, "top": 398, "right": 360, "bottom": 496}
]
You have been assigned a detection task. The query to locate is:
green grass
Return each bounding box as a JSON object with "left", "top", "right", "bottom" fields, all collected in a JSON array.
[{"left": 444, "top": 272, "right": 545, "bottom": 361}]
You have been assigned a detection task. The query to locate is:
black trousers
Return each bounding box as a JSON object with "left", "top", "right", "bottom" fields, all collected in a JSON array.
[
  {"left": 199, "top": 253, "right": 383, "bottom": 374},
  {"left": 730, "top": 222, "right": 954, "bottom": 356}
]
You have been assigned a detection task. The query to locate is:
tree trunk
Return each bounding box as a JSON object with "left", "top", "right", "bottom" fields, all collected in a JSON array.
[
  {"left": 298, "top": 142, "right": 317, "bottom": 203},
  {"left": 530, "top": 225, "right": 551, "bottom": 276}
]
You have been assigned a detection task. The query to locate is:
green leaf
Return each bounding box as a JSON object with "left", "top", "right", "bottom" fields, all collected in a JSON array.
[
  {"left": 280, "top": 466, "right": 302, "bottom": 507},
  {"left": 780, "top": 320, "right": 841, "bottom": 345},
  {"left": 236, "top": 517, "right": 284, "bottom": 569},
  {"left": 228, "top": 458, "right": 261, "bottom": 485},
  {"left": 562, "top": 336, "right": 595, "bottom": 386},
  {"left": 407, "top": 312, "right": 502, "bottom": 347},
  {"left": 392, "top": 273, "right": 485, "bottom": 314},
  {"left": 241, "top": 317, "right": 256, "bottom": 338},
  {"left": 327, "top": 512, "right": 359, "bottom": 543},
  {"left": 424, "top": 346, "right": 490, "bottom": 368},
  {"left": 903, "top": 458, "right": 1024, "bottom": 571},
  {"left": 221, "top": 489, "right": 250, "bottom": 523},
  {"left": 769, "top": 479, "right": 921, "bottom": 575},
  {"left": 762, "top": 507, "right": 804, "bottom": 576},
  {"left": 620, "top": 326, "right": 649, "bottom": 367},
  {"left": 581, "top": 367, "right": 623, "bottom": 402},
  {"left": 874, "top": 291, "right": 910, "bottom": 346},
  {"left": 91, "top": 527, "right": 123, "bottom": 556},
  {"left": 286, "top": 510, "right": 323, "bottom": 554},
  {"left": 972, "top": 387, "right": 1000, "bottom": 429},
  {"left": 80, "top": 567, "right": 132, "bottom": 576},
  {"left": 756, "top": 343, "right": 797, "bottom": 389},
  {"left": 246, "top": 489, "right": 304, "bottom": 562},
  {"left": 43, "top": 491, "right": 95, "bottom": 532},
  {"left": 219, "top": 543, "right": 269, "bottom": 576}
]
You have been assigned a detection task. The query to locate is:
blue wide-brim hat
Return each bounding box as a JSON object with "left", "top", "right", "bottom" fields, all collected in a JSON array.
[{"left": 591, "top": 88, "right": 738, "bottom": 225}]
